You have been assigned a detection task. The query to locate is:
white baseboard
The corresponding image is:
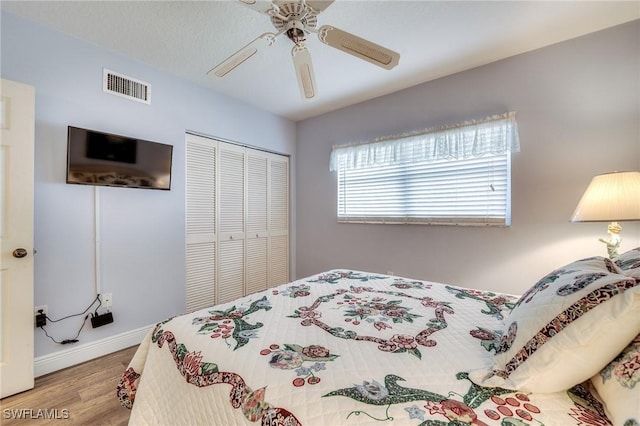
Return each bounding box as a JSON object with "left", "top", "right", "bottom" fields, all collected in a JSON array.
[{"left": 34, "top": 324, "right": 152, "bottom": 377}]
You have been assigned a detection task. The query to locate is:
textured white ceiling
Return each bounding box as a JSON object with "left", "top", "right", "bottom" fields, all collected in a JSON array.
[{"left": 2, "top": 1, "right": 638, "bottom": 121}]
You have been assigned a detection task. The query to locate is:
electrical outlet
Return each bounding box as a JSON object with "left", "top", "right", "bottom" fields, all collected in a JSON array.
[
  {"left": 102, "top": 293, "right": 112, "bottom": 309},
  {"left": 34, "top": 305, "right": 48, "bottom": 316},
  {"left": 34, "top": 305, "right": 47, "bottom": 327}
]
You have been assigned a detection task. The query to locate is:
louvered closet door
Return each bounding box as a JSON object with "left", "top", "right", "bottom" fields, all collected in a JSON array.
[
  {"left": 218, "top": 143, "right": 245, "bottom": 304},
  {"left": 185, "top": 134, "right": 217, "bottom": 312},
  {"left": 246, "top": 151, "right": 269, "bottom": 295},
  {"left": 269, "top": 154, "right": 289, "bottom": 286}
]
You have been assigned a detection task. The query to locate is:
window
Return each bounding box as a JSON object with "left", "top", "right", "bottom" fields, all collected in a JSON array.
[{"left": 330, "top": 112, "right": 520, "bottom": 226}]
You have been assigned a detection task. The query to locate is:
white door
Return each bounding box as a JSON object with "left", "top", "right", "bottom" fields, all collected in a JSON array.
[
  {"left": 269, "top": 154, "right": 289, "bottom": 286},
  {"left": 185, "top": 134, "right": 217, "bottom": 312},
  {"left": 246, "top": 150, "right": 269, "bottom": 295},
  {"left": 217, "top": 143, "right": 245, "bottom": 304},
  {"left": 0, "top": 79, "right": 35, "bottom": 398}
]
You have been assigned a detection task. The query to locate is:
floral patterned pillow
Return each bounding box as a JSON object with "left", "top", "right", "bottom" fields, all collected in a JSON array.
[
  {"left": 469, "top": 256, "right": 640, "bottom": 393},
  {"left": 591, "top": 333, "right": 640, "bottom": 426},
  {"left": 614, "top": 246, "right": 640, "bottom": 278}
]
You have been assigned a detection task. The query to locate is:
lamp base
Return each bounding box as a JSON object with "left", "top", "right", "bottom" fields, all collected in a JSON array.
[{"left": 598, "top": 221, "right": 622, "bottom": 258}]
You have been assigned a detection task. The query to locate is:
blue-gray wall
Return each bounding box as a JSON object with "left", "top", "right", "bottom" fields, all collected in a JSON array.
[
  {"left": 1, "top": 11, "right": 296, "bottom": 358},
  {"left": 3, "top": 9, "right": 639, "bottom": 361},
  {"left": 296, "top": 20, "right": 640, "bottom": 294}
]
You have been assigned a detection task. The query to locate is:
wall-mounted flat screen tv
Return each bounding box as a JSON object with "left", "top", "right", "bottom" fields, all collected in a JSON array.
[{"left": 67, "top": 126, "right": 173, "bottom": 190}]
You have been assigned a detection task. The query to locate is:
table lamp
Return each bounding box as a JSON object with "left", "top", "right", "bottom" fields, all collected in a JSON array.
[{"left": 570, "top": 171, "right": 640, "bottom": 258}]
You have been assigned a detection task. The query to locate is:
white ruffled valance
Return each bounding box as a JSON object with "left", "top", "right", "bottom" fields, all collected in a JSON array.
[{"left": 329, "top": 112, "right": 520, "bottom": 171}]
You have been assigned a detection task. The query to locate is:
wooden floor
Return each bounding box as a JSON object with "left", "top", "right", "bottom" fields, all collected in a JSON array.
[{"left": 1, "top": 346, "right": 138, "bottom": 425}]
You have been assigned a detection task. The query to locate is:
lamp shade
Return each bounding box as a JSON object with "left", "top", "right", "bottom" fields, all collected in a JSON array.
[{"left": 571, "top": 171, "right": 640, "bottom": 222}]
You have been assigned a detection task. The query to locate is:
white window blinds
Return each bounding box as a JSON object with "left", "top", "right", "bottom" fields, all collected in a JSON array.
[{"left": 331, "top": 113, "right": 520, "bottom": 226}]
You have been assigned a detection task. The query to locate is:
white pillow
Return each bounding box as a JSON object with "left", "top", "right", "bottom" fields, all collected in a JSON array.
[
  {"left": 614, "top": 246, "right": 640, "bottom": 279},
  {"left": 591, "top": 333, "right": 640, "bottom": 426},
  {"left": 469, "top": 256, "right": 640, "bottom": 393}
]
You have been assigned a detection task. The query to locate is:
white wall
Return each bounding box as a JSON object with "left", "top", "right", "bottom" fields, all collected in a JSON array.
[
  {"left": 1, "top": 11, "right": 296, "bottom": 358},
  {"left": 296, "top": 21, "right": 640, "bottom": 295}
]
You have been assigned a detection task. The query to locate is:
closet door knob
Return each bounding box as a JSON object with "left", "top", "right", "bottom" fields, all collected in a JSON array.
[{"left": 12, "top": 248, "right": 28, "bottom": 258}]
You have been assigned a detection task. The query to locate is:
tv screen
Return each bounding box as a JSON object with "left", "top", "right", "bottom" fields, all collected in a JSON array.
[{"left": 66, "top": 126, "right": 173, "bottom": 190}]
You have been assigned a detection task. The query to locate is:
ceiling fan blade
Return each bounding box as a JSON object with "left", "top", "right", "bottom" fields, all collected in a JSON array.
[
  {"left": 237, "top": 0, "right": 276, "bottom": 14},
  {"left": 291, "top": 44, "right": 317, "bottom": 100},
  {"left": 208, "top": 33, "right": 277, "bottom": 77},
  {"left": 304, "top": 0, "right": 335, "bottom": 13},
  {"left": 317, "top": 25, "right": 400, "bottom": 70}
]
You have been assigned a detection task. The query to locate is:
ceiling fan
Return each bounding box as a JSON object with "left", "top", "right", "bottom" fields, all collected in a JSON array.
[{"left": 208, "top": 0, "right": 400, "bottom": 100}]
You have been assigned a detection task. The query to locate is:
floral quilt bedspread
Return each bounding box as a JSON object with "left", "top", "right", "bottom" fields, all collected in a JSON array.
[{"left": 118, "top": 270, "right": 611, "bottom": 425}]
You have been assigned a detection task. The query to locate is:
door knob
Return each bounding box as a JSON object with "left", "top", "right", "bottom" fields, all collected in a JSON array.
[{"left": 12, "top": 248, "right": 28, "bottom": 258}]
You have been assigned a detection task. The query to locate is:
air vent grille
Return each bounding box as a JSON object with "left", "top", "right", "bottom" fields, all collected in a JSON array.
[{"left": 103, "top": 69, "right": 151, "bottom": 104}]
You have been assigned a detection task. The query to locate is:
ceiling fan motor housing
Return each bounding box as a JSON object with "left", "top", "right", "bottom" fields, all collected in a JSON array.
[{"left": 271, "top": 1, "right": 318, "bottom": 36}]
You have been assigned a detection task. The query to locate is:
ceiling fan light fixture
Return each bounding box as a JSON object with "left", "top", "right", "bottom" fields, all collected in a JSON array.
[{"left": 285, "top": 19, "right": 307, "bottom": 43}]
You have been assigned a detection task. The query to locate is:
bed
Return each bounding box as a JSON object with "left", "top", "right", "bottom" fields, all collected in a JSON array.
[{"left": 118, "top": 248, "right": 640, "bottom": 425}]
